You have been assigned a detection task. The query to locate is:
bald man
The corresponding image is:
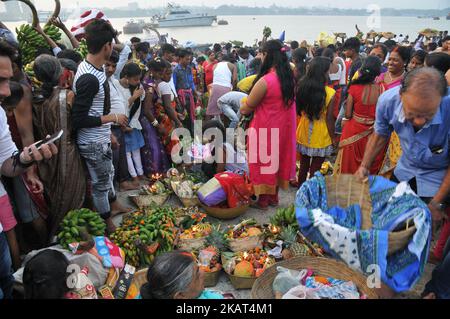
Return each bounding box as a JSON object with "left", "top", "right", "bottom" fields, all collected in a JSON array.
[{"left": 356, "top": 67, "right": 450, "bottom": 263}]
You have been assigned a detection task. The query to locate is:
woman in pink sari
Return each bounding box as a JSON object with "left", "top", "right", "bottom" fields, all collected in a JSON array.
[{"left": 241, "top": 40, "right": 296, "bottom": 210}]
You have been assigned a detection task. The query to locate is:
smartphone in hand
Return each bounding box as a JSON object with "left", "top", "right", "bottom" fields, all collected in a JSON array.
[{"left": 28, "top": 130, "right": 63, "bottom": 155}]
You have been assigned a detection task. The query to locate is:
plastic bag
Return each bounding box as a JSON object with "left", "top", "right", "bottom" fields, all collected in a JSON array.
[{"left": 272, "top": 267, "right": 308, "bottom": 299}]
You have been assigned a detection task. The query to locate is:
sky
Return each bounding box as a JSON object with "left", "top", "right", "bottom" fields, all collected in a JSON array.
[{"left": 20, "top": 0, "right": 449, "bottom": 10}]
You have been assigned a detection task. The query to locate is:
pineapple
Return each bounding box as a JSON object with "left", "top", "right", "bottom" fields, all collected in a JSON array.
[
  {"left": 280, "top": 226, "right": 310, "bottom": 259},
  {"left": 205, "top": 227, "right": 227, "bottom": 251}
]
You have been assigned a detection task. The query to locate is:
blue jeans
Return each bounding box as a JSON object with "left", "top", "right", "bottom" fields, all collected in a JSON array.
[
  {"left": 0, "top": 232, "right": 13, "bottom": 299},
  {"left": 78, "top": 143, "right": 116, "bottom": 219},
  {"left": 424, "top": 238, "right": 450, "bottom": 299},
  {"left": 218, "top": 101, "right": 240, "bottom": 129}
]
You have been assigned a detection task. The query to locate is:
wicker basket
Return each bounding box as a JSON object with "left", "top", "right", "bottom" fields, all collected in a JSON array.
[
  {"left": 251, "top": 256, "right": 384, "bottom": 299},
  {"left": 130, "top": 193, "right": 170, "bottom": 208},
  {"left": 178, "top": 237, "right": 207, "bottom": 251},
  {"left": 201, "top": 204, "right": 249, "bottom": 220},
  {"left": 227, "top": 274, "right": 257, "bottom": 290},
  {"left": 179, "top": 196, "right": 201, "bottom": 207},
  {"left": 222, "top": 253, "right": 275, "bottom": 290},
  {"left": 325, "top": 174, "right": 416, "bottom": 255},
  {"left": 228, "top": 235, "right": 263, "bottom": 253},
  {"left": 204, "top": 269, "right": 221, "bottom": 288}
]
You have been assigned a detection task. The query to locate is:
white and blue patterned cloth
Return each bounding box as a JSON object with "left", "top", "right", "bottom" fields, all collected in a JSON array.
[{"left": 295, "top": 173, "right": 432, "bottom": 293}]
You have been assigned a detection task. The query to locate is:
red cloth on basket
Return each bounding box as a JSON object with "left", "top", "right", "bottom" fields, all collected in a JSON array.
[{"left": 214, "top": 172, "right": 254, "bottom": 208}]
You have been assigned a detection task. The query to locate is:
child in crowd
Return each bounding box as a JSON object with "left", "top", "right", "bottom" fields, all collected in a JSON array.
[
  {"left": 295, "top": 56, "right": 336, "bottom": 187},
  {"left": 118, "top": 63, "right": 146, "bottom": 183}
]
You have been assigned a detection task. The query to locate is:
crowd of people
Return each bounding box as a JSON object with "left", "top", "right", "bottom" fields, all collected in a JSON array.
[{"left": 0, "top": 15, "right": 449, "bottom": 299}]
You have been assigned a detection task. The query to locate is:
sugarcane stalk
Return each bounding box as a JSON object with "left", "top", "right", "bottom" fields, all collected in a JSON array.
[
  {"left": 1, "top": 0, "right": 39, "bottom": 27},
  {"left": 46, "top": 0, "right": 61, "bottom": 26}
]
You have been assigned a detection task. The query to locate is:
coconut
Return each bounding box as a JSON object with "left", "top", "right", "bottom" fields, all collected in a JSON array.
[{"left": 234, "top": 260, "right": 254, "bottom": 278}]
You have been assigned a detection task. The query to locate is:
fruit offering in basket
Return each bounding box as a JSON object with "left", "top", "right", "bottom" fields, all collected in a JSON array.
[
  {"left": 110, "top": 207, "right": 177, "bottom": 267},
  {"left": 225, "top": 218, "right": 263, "bottom": 240},
  {"left": 224, "top": 248, "right": 275, "bottom": 278},
  {"left": 179, "top": 210, "right": 207, "bottom": 230},
  {"left": 173, "top": 206, "right": 203, "bottom": 225},
  {"left": 197, "top": 247, "right": 222, "bottom": 273},
  {"left": 141, "top": 181, "right": 167, "bottom": 195},
  {"left": 179, "top": 223, "right": 213, "bottom": 240}
]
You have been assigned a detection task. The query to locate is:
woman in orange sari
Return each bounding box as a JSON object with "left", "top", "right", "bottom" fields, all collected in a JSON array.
[
  {"left": 376, "top": 46, "right": 411, "bottom": 177},
  {"left": 335, "top": 56, "right": 386, "bottom": 174},
  {"left": 241, "top": 40, "right": 296, "bottom": 210}
]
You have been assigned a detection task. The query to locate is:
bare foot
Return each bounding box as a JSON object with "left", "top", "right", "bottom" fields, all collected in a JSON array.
[
  {"left": 120, "top": 181, "right": 140, "bottom": 191},
  {"left": 428, "top": 253, "right": 442, "bottom": 265},
  {"left": 423, "top": 292, "right": 436, "bottom": 299},
  {"left": 110, "top": 200, "right": 131, "bottom": 214},
  {"left": 138, "top": 175, "right": 149, "bottom": 181},
  {"left": 105, "top": 218, "right": 117, "bottom": 234}
]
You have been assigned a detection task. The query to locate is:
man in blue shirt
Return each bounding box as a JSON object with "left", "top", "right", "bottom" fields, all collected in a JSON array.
[
  {"left": 356, "top": 67, "right": 450, "bottom": 262},
  {"left": 173, "top": 49, "right": 197, "bottom": 132}
]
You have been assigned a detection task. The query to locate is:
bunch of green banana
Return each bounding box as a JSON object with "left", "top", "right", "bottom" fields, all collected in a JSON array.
[
  {"left": 57, "top": 208, "right": 107, "bottom": 249},
  {"left": 43, "top": 24, "right": 62, "bottom": 43},
  {"left": 23, "top": 62, "right": 42, "bottom": 88},
  {"left": 270, "top": 205, "right": 298, "bottom": 230},
  {"left": 16, "top": 24, "right": 47, "bottom": 65},
  {"left": 110, "top": 206, "right": 177, "bottom": 268},
  {"left": 75, "top": 39, "right": 88, "bottom": 59}
]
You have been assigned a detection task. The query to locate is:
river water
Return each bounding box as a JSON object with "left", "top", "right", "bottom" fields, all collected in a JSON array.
[{"left": 4, "top": 15, "right": 449, "bottom": 46}]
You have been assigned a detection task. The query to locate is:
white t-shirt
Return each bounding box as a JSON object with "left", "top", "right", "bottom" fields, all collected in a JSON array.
[
  {"left": 157, "top": 81, "right": 175, "bottom": 101},
  {"left": 117, "top": 84, "right": 145, "bottom": 130},
  {"left": 108, "top": 78, "right": 127, "bottom": 116},
  {"left": 223, "top": 143, "right": 248, "bottom": 175},
  {"left": 0, "top": 107, "right": 19, "bottom": 233}
]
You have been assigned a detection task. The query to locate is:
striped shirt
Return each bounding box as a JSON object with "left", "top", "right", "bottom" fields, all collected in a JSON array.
[{"left": 72, "top": 60, "right": 111, "bottom": 144}]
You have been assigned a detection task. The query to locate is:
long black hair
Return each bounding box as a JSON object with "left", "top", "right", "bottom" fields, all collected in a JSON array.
[
  {"left": 292, "top": 48, "right": 307, "bottom": 79},
  {"left": 348, "top": 55, "right": 382, "bottom": 88},
  {"left": 252, "top": 40, "right": 295, "bottom": 107},
  {"left": 120, "top": 62, "right": 142, "bottom": 80},
  {"left": 296, "top": 56, "right": 331, "bottom": 121}
]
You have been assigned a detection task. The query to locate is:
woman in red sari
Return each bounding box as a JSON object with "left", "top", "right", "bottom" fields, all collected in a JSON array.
[
  {"left": 204, "top": 51, "right": 218, "bottom": 90},
  {"left": 241, "top": 40, "right": 296, "bottom": 210},
  {"left": 336, "top": 56, "right": 385, "bottom": 174}
]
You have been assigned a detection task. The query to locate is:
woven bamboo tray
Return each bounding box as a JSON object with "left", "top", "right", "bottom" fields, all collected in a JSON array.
[
  {"left": 179, "top": 196, "right": 201, "bottom": 207},
  {"left": 178, "top": 237, "right": 207, "bottom": 251},
  {"left": 227, "top": 274, "right": 257, "bottom": 290},
  {"left": 201, "top": 204, "right": 249, "bottom": 220},
  {"left": 251, "top": 256, "right": 383, "bottom": 299},
  {"left": 204, "top": 269, "right": 221, "bottom": 288},
  {"left": 228, "top": 235, "right": 263, "bottom": 253},
  {"left": 129, "top": 193, "right": 170, "bottom": 208},
  {"left": 325, "top": 174, "right": 416, "bottom": 255}
]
